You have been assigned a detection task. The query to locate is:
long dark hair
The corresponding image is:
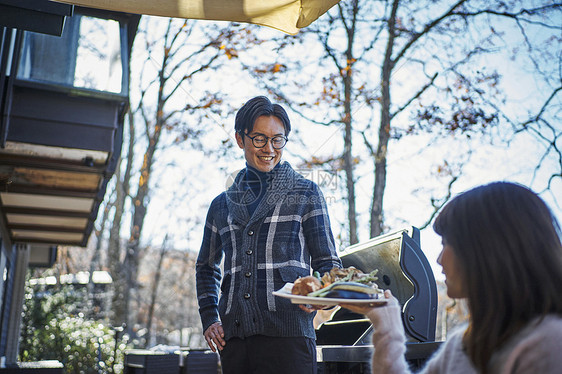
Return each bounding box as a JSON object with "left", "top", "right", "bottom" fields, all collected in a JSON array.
[{"left": 433, "top": 182, "right": 562, "bottom": 372}]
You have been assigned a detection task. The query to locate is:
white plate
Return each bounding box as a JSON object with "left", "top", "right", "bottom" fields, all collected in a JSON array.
[{"left": 272, "top": 283, "right": 387, "bottom": 306}]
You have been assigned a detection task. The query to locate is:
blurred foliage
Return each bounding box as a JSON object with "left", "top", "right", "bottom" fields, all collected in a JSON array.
[{"left": 19, "top": 279, "right": 128, "bottom": 374}]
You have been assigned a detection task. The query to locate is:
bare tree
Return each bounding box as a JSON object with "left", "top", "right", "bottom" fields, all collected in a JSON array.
[
  {"left": 106, "top": 16, "right": 260, "bottom": 334},
  {"left": 87, "top": 191, "right": 113, "bottom": 317},
  {"left": 144, "top": 235, "right": 168, "bottom": 347},
  {"left": 134, "top": 239, "right": 202, "bottom": 347},
  {"left": 244, "top": 0, "right": 561, "bottom": 242},
  {"left": 107, "top": 111, "right": 135, "bottom": 328}
]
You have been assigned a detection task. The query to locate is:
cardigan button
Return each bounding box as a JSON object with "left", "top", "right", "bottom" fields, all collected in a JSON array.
[
  {"left": 245, "top": 272, "right": 252, "bottom": 277},
  {"left": 248, "top": 230, "right": 254, "bottom": 236},
  {"left": 246, "top": 249, "right": 253, "bottom": 255},
  {"left": 235, "top": 320, "right": 240, "bottom": 327},
  {"left": 244, "top": 293, "right": 251, "bottom": 299}
]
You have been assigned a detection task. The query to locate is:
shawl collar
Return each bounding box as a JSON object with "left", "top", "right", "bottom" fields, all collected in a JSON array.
[{"left": 225, "top": 162, "right": 301, "bottom": 226}]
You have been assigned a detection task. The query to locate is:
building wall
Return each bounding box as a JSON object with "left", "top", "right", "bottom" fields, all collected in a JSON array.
[
  {"left": 0, "top": 26, "right": 16, "bottom": 364},
  {"left": 0, "top": 240, "right": 15, "bottom": 364}
]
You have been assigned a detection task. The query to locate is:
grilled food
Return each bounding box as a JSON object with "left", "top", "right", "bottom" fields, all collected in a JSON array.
[
  {"left": 292, "top": 267, "right": 382, "bottom": 299},
  {"left": 291, "top": 276, "right": 322, "bottom": 296}
]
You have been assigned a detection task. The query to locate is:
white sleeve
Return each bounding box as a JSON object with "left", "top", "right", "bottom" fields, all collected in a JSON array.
[{"left": 365, "top": 298, "right": 411, "bottom": 374}]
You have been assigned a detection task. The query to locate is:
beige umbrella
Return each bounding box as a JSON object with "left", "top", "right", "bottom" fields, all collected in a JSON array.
[{"left": 53, "top": 0, "right": 340, "bottom": 34}]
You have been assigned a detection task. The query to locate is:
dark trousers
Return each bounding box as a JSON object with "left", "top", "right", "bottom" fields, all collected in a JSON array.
[{"left": 219, "top": 335, "right": 317, "bottom": 374}]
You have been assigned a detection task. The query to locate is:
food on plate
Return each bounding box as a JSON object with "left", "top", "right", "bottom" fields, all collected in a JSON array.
[
  {"left": 320, "top": 267, "right": 379, "bottom": 288},
  {"left": 292, "top": 267, "right": 383, "bottom": 299},
  {"left": 291, "top": 275, "right": 322, "bottom": 296},
  {"left": 308, "top": 280, "right": 381, "bottom": 299}
]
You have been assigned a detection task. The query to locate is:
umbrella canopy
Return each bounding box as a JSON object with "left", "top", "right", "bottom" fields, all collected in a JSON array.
[{"left": 53, "top": 0, "right": 340, "bottom": 34}]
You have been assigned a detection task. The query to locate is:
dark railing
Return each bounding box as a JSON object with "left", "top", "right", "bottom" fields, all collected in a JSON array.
[{"left": 124, "top": 349, "right": 220, "bottom": 374}]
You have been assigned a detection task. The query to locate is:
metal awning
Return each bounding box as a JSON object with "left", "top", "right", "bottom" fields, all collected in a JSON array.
[
  {"left": 0, "top": 139, "right": 108, "bottom": 246},
  {"left": 53, "top": 0, "right": 340, "bottom": 34}
]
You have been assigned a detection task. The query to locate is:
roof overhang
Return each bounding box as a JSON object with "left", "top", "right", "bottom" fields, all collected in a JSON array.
[
  {"left": 0, "top": 4, "right": 139, "bottom": 253},
  {"left": 0, "top": 81, "right": 126, "bottom": 247},
  {"left": 0, "top": 0, "right": 73, "bottom": 36}
]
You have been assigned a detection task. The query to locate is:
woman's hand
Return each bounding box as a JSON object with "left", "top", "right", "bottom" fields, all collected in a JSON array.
[
  {"left": 340, "top": 289, "right": 395, "bottom": 315},
  {"left": 204, "top": 322, "right": 225, "bottom": 352}
]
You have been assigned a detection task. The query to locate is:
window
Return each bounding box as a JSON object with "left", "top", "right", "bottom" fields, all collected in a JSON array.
[{"left": 17, "top": 15, "right": 124, "bottom": 94}]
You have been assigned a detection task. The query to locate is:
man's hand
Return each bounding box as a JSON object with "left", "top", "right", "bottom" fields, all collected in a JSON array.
[
  {"left": 299, "top": 303, "right": 333, "bottom": 313},
  {"left": 204, "top": 322, "right": 225, "bottom": 352}
]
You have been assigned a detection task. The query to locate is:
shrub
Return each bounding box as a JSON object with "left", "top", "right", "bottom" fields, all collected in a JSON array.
[{"left": 20, "top": 282, "right": 127, "bottom": 374}]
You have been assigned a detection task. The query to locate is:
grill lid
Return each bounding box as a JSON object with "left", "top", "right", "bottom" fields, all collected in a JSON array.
[{"left": 318, "top": 227, "right": 437, "bottom": 343}]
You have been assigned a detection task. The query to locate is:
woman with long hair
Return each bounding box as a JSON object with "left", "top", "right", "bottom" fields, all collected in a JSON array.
[{"left": 343, "top": 181, "right": 562, "bottom": 373}]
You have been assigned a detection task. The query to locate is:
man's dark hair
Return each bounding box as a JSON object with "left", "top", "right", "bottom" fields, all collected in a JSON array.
[{"left": 235, "top": 96, "right": 291, "bottom": 137}]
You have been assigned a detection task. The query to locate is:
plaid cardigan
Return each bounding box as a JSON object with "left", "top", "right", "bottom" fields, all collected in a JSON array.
[{"left": 196, "top": 162, "right": 342, "bottom": 340}]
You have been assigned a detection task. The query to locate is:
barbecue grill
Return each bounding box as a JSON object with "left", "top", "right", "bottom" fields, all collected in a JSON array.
[{"left": 315, "top": 227, "right": 441, "bottom": 373}]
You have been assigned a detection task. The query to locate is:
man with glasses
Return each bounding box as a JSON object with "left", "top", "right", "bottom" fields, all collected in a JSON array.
[{"left": 196, "top": 96, "right": 342, "bottom": 374}]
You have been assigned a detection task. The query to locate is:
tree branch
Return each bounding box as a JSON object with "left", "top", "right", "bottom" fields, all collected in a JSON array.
[
  {"left": 418, "top": 174, "right": 459, "bottom": 230},
  {"left": 393, "top": 0, "right": 468, "bottom": 66},
  {"left": 392, "top": 72, "right": 438, "bottom": 119}
]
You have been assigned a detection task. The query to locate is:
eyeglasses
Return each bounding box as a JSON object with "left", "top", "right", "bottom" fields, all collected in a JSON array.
[{"left": 243, "top": 133, "right": 288, "bottom": 149}]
